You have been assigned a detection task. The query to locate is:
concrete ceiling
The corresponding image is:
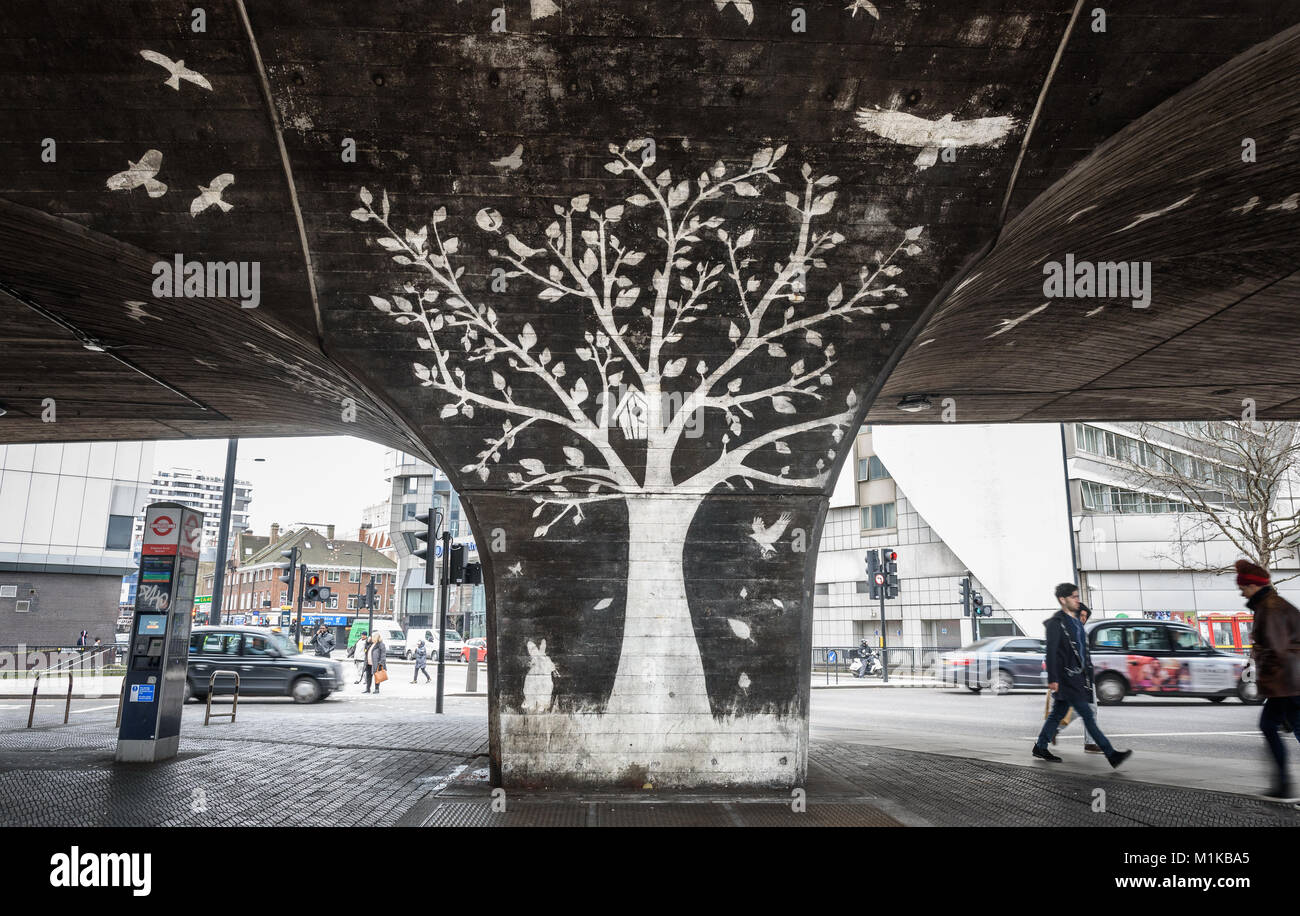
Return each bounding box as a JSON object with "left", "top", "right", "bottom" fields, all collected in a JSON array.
[{"left": 0, "top": 1, "right": 1297, "bottom": 459}]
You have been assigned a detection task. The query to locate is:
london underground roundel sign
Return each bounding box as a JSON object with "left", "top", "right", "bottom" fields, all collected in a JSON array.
[{"left": 152, "top": 515, "right": 175, "bottom": 537}]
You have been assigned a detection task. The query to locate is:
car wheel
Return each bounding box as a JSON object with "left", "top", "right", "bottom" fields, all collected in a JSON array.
[
  {"left": 1095, "top": 673, "right": 1127, "bottom": 705},
  {"left": 290, "top": 676, "right": 321, "bottom": 704},
  {"left": 990, "top": 669, "right": 1015, "bottom": 695},
  {"left": 966, "top": 686, "right": 982, "bottom": 694},
  {"left": 1208, "top": 696, "right": 1227, "bottom": 704},
  {"left": 406, "top": 650, "right": 414, "bottom": 660},
  {"left": 1238, "top": 678, "right": 1263, "bottom": 705}
]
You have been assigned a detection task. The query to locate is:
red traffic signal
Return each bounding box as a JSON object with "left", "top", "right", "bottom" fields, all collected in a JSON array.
[{"left": 307, "top": 574, "right": 320, "bottom": 588}]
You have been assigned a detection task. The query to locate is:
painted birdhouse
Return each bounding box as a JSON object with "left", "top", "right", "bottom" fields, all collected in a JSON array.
[{"left": 611, "top": 387, "right": 649, "bottom": 440}]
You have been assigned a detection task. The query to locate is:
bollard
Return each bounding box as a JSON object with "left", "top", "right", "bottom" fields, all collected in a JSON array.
[
  {"left": 64, "top": 671, "right": 73, "bottom": 723},
  {"left": 466, "top": 652, "right": 478, "bottom": 693},
  {"left": 27, "top": 672, "right": 39, "bottom": 728}
]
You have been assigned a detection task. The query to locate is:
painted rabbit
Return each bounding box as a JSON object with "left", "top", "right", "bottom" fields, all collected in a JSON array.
[{"left": 522, "top": 638, "right": 557, "bottom": 712}]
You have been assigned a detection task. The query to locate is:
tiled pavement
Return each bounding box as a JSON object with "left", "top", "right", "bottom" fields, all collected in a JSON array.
[{"left": 1, "top": 697, "right": 1297, "bottom": 826}]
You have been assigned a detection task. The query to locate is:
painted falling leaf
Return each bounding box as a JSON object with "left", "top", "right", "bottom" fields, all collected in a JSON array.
[
  {"left": 593, "top": 598, "right": 613, "bottom": 610},
  {"left": 727, "top": 619, "right": 753, "bottom": 640}
]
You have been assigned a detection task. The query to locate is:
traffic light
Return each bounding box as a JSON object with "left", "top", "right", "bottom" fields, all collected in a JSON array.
[
  {"left": 449, "top": 543, "right": 466, "bottom": 583},
  {"left": 304, "top": 572, "right": 321, "bottom": 602},
  {"left": 463, "top": 562, "right": 482, "bottom": 586},
  {"left": 959, "top": 577, "right": 972, "bottom": 616},
  {"left": 413, "top": 509, "right": 437, "bottom": 586},
  {"left": 278, "top": 546, "right": 300, "bottom": 604},
  {"left": 883, "top": 549, "right": 900, "bottom": 599},
  {"left": 363, "top": 577, "right": 378, "bottom": 612},
  {"left": 866, "top": 550, "right": 881, "bottom": 600}
]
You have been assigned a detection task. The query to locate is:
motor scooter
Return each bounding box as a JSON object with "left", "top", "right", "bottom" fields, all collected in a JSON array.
[{"left": 849, "top": 649, "right": 883, "bottom": 678}]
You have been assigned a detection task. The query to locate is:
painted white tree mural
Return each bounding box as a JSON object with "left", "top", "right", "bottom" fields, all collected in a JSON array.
[{"left": 352, "top": 139, "right": 922, "bottom": 729}]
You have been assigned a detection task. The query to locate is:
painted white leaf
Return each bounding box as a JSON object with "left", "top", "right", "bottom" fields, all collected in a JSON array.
[
  {"left": 773, "top": 598, "right": 785, "bottom": 610},
  {"left": 581, "top": 229, "right": 599, "bottom": 247},
  {"left": 444, "top": 237, "right": 460, "bottom": 255},
  {"left": 539, "top": 347, "right": 551, "bottom": 365},
  {"left": 377, "top": 237, "right": 403, "bottom": 251},
  {"left": 432, "top": 206, "right": 447, "bottom": 224},
  {"left": 413, "top": 363, "right": 431, "bottom": 381},
  {"left": 696, "top": 359, "right": 707, "bottom": 375},
  {"left": 520, "top": 458, "right": 546, "bottom": 476},
  {"left": 733, "top": 181, "right": 760, "bottom": 197},
  {"left": 593, "top": 598, "right": 613, "bottom": 610},
  {"left": 656, "top": 169, "right": 672, "bottom": 188},
  {"left": 751, "top": 147, "right": 774, "bottom": 170},
  {"left": 615, "top": 286, "right": 640, "bottom": 309},
  {"left": 746, "top": 277, "right": 761, "bottom": 292},
  {"left": 727, "top": 377, "right": 743, "bottom": 392},
  {"left": 492, "top": 371, "right": 506, "bottom": 390},
  {"left": 728, "top": 322, "right": 741, "bottom": 343},
  {"left": 785, "top": 191, "right": 800, "bottom": 209},
  {"left": 806, "top": 330, "right": 823, "bottom": 348},
  {"left": 570, "top": 193, "right": 590, "bottom": 212},
  {"left": 739, "top": 672, "right": 751, "bottom": 690},
  {"left": 518, "top": 323, "right": 537, "bottom": 353},
  {"left": 810, "top": 191, "right": 837, "bottom": 215},
  {"left": 580, "top": 248, "right": 598, "bottom": 277},
  {"left": 462, "top": 403, "right": 474, "bottom": 418},
  {"left": 604, "top": 161, "right": 625, "bottom": 175},
  {"left": 552, "top": 361, "right": 565, "bottom": 377},
  {"left": 563, "top": 446, "right": 584, "bottom": 467},
  {"left": 771, "top": 395, "right": 797, "bottom": 414},
  {"left": 350, "top": 208, "right": 370, "bottom": 221},
  {"left": 727, "top": 619, "right": 752, "bottom": 640},
  {"left": 369, "top": 295, "right": 391, "bottom": 313},
  {"left": 626, "top": 194, "right": 652, "bottom": 207},
  {"left": 740, "top": 586, "right": 748, "bottom": 598},
  {"left": 767, "top": 343, "right": 786, "bottom": 358},
  {"left": 439, "top": 404, "right": 458, "bottom": 419},
  {"left": 791, "top": 359, "right": 805, "bottom": 376},
  {"left": 827, "top": 284, "right": 843, "bottom": 308},
  {"left": 905, "top": 226, "right": 924, "bottom": 240},
  {"left": 605, "top": 205, "right": 624, "bottom": 222},
  {"left": 623, "top": 251, "right": 646, "bottom": 266},
  {"left": 736, "top": 228, "right": 755, "bottom": 249},
  {"left": 667, "top": 180, "right": 690, "bottom": 209},
  {"left": 774, "top": 441, "right": 791, "bottom": 454},
  {"left": 358, "top": 187, "right": 372, "bottom": 206},
  {"left": 533, "top": 525, "right": 549, "bottom": 537},
  {"left": 571, "top": 377, "right": 588, "bottom": 404},
  {"left": 477, "top": 467, "right": 490, "bottom": 482},
  {"left": 846, "top": 389, "right": 858, "bottom": 407},
  {"left": 538, "top": 287, "right": 564, "bottom": 302},
  {"left": 662, "top": 357, "right": 687, "bottom": 378}
]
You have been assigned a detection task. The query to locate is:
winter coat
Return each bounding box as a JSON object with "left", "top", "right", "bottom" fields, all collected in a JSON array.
[
  {"left": 414, "top": 644, "right": 428, "bottom": 668},
  {"left": 1043, "top": 609, "right": 1092, "bottom": 700},
  {"left": 1248, "top": 586, "right": 1300, "bottom": 697},
  {"left": 369, "top": 639, "right": 387, "bottom": 670},
  {"left": 313, "top": 631, "right": 335, "bottom": 657}
]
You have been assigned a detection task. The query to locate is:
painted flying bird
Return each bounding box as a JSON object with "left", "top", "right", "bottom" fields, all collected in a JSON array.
[
  {"left": 489, "top": 144, "right": 524, "bottom": 170},
  {"left": 845, "top": 0, "right": 880, "bottom": 19},
  {"left": 190, "top": 173, "right": 235, "bottom": 217},
  {"left": 123, "top": 300, "right": 160, "bottom": 323},
  {"left": 854, "top": 107, "right": 1016, "bottom": 170},
  {"left": 508, "top": 562, "right": 523, "bottom": 577},
  {"left": 986, "top": 302, "right": 1048, "bottom": 339},
  {"left": 749, "top": 512, "right": 793, "bottom": 558},
  {"left": 106, "top": 149, "right": 168, "bottom": 197},
  {"left": 1113, "top": 193, "right": 1195, "bottom": 233},
  {"left": 139, "top": 50, "right": 213, "bottom": 91}
]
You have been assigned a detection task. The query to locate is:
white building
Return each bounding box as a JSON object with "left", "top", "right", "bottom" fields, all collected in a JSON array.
[
  {"left": 0, "top": 441, "right": 155, "bottom": 644},
  {"left": 133, "top": 466, "right": 253, "bottom": 554}
]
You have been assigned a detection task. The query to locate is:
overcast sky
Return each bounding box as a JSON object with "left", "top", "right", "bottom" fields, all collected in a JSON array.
[{"left": 152, "top": 436, "right": 392, "bottom": 537}]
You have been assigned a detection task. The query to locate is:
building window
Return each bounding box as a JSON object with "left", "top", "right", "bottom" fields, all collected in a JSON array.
[
  {"left": 327, "top": 570, "right": 341, "bottom": 583},
  {"left": 327, "top": 596, "right": 339, "bottom": 609},
  {"left": 406, "top": 477, "right": 419, "bottom": 494},
  {"left": 349, "top": 570, "right": 361, "bottom": 583},
  {"left": 348, "top": 595, "right": 358, "bottom": 610},
  {"left": 280, "top": 591, "right": 287, "bottom": 605},
  {"left": 404, "top": 503, "right": 417, "bottom": 520},
  {"left": 855, "top": 581, "right": 870, "bottom": 593},
  {"left": 814, "top": 583, "right": 829, "bottom": 595},
  {"left": 861, "top": 502, "right": 896, "bottom": 530},
  {"left": 106, "top": 514, "right": 133, "bottom": 550}
]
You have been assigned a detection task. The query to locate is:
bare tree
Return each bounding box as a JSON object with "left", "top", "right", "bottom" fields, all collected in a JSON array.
[
  {"left": 1113, "top": 421, "right": 1300, "bottom": 578},
  {"left": 352, "top": 139, "right": 923, "bottom": 718}
]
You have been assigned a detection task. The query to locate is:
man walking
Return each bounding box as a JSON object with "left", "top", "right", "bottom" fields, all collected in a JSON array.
[
  {"left": 1236, "top": 559, "right": 1300, "bottom": 801},
  {"left": 1033, "top": 582, "right": 1132, "bottom": 768}
]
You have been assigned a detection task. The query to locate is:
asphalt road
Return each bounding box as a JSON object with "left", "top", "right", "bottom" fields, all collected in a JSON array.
[{"left": 812, "top": 686, "right": 1283, "bottom": 798}]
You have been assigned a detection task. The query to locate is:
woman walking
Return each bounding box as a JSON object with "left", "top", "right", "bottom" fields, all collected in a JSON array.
[
  {"left": 365, "top": 630, "right": 387, "bottom": 694},
  {"left": 411, "top": 640, "right": 431, "bottom": 683}
]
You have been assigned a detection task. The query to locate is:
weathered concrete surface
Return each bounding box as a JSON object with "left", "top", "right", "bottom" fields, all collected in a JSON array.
[{"left": 1, "top": 1, "right": 1298, "bottom": 787}]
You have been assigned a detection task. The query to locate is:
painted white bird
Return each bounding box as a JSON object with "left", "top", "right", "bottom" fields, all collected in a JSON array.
[
  {"left": 106, "top": 149, "right": 167, "bottom": 197},
  {"left": 1113, "top": 193, "right": 1195, "bottom": 233},
  {"left": 986, "top": 302, "right": 1048, "bottom": 339},
  {"left": 190, "top": 173, "right": 235, "bottom": 216},
  {"left": 489, "top": 143, "right": 524, "bottom": 170},
  {"left": 123, "top": 300, "right": 159, "bottom": 323},
  {"left": 749, "top": 512, "right": 792, "bottom": 558},
  {"left": 140, "top": 50, "right": 213, "bottom": 91},
  {"left": 845, "top": 0, "right": 879, "bottom": 19},
  {"left": 854, "top": 107, "right": 1016, "bottom": 169},
  {"left": 508, "top": 562, "right": 523, "bottom": 577}
]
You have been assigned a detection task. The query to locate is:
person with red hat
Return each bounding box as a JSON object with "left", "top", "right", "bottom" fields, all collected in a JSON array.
[{"left": 1237, "top": 558, "right": 1300, "bottom": 801}]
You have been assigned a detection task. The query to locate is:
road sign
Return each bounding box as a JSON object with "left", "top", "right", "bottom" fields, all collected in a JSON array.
[
  {"left": 827, "top": 650, "right": 837, "bottom": 663},
  {"left": 874, "top": 573, "right": 885, "bottom": 586}
]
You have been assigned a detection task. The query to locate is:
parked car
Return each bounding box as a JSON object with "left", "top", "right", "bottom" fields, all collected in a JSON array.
[
  {"left": 1085, "top": 619, "right": 1258, "bottom": 705},
  {"left": 185, "top": 626, "right": 346, "bottom": 703},
  {"left": 400, "top": 628, "right": 466, "bottom": 661},
  {"left": 461, "top": 638, "right": 487, "bottom": 663},
  {"left": 939, "top": 636, "right": 1048, "bottom": 694}
]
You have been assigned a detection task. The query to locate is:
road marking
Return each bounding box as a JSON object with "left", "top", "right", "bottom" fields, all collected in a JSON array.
[
  {"left": 421, "top": 763, "right": 467, "bottom": 795},
  {"left": 71, "top": 705, "right": 117, "bottom": 713}
]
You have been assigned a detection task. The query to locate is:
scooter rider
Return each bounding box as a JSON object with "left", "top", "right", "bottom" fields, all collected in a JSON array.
[{"left": 854, "top": 640, "right": 879, "bottom": 678}]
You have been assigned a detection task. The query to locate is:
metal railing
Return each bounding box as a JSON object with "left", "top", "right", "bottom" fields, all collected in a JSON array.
[
  {"left": 24, "top": 653, "right": 102, "bottom": 727},
  {"left": 204, "top": 670, "right": 240, "bottom": 726},
  {"left": 813, "top": 645, "right": 959, "bottom": 682},
  {"left": 1, "top": 645, "right": 120, "bottom": 679}
]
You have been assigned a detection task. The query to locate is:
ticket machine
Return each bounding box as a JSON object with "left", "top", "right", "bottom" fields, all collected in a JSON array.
[{"left": 116, "top": 502, "right": 203, "bottom": 762}]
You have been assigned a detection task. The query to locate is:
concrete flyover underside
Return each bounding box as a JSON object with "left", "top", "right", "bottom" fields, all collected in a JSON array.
[{"left": 0, "top": 1, "right": 1297, "bottom": 787}]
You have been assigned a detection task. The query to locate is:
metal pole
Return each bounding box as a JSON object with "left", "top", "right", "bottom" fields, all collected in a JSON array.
[
  {"left": 435, "top": 530, "right": 451, "bottom": 713},
  {"left": 294, "top": 563, "right": 306, "bottom": 652},
  {"left": 210, "top": 438, "right": 238, "bottom": 627},
  {"left": 880, "top": 589, "right": 889, "bottom": 683}
]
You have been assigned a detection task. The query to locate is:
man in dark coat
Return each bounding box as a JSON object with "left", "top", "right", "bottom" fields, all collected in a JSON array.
[
  {"left": 1033, "top": 582, "right": 1133, "bottom": 768},
  {"left": 312, "top": 623, "right": 335, "bottom": 658},
  {"left": 1237, "top": 559, "right": 1300, "bottom": 800}
]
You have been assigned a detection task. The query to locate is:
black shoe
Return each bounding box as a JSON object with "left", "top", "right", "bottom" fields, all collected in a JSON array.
[
  {"left": 1258, "top": 784, "right": 1298, "bottom": 802},
  {"left": 363, "top": 689, "right": 370, "bottom": 693},
  {"left": 1084, "top": 744, "right": 1103, "bottom": 754},
  {"left": 1108, "top": 749, "right": 1132, "bottom": 769},
  {"left": 1032, "top": 746, "right": 1062, "bottom": 762}
]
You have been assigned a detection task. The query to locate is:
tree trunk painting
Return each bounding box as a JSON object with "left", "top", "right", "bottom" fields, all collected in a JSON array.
[{"left": 353, "top": 140, "right": 924, "bottom": 785}]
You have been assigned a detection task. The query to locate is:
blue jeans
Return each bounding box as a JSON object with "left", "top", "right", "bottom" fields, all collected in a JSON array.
[
  {"left": 1036, "top": 690, "right": 1115, "bottom": 757},
  {"left": 1260, "top": 696, "right": 1300, "bottom": 785}
]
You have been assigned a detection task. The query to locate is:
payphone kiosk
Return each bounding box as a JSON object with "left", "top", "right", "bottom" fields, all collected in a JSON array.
[{"left": 116, "top": 502, "right": 203, "bottom": 762}]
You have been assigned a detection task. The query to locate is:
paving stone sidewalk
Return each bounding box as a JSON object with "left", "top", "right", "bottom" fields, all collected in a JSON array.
[{"left": 1, "top": 701, "right": 1297, "bottom": 827}]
